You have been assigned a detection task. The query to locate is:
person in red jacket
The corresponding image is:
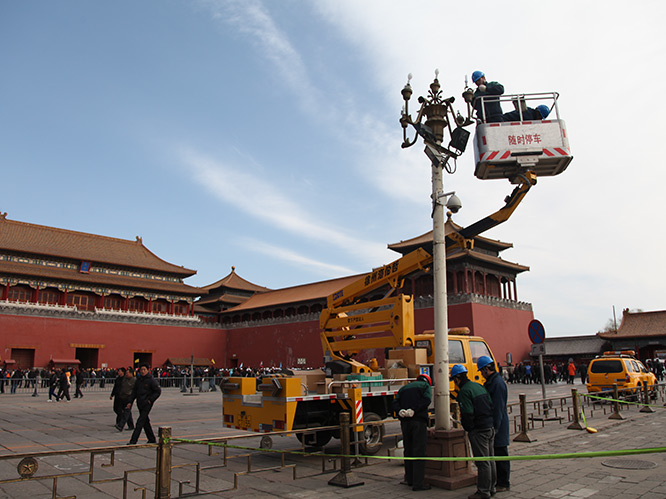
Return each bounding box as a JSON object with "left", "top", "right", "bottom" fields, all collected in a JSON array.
[{"left": 567, "top": 360, "right": 576, "bottom": 384}]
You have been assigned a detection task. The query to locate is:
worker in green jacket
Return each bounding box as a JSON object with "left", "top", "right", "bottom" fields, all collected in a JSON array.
[
  {"left": 451, "top": 364, "right": 497, "bottom": 499},
  {"left": 393, "top": 374, "right": 433, "bottom": 491}
]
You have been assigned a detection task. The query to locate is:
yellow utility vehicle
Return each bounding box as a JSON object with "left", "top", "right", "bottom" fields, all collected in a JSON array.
[
  {"left": 414, "top": 329, "right": 494, "bottom": 391},
  {"left": 586, "top": 351, "right": 657, "bottom": 397},
  {"left": 221, "top": 175, "right": 531, "bottom": 453}
]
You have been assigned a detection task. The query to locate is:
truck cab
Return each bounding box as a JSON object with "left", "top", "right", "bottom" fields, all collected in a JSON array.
[{"left": 413, "top": 328, "right": 495, "bottom": 394}]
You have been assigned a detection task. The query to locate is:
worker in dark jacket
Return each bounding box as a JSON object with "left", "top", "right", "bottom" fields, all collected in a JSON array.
[
  {"left": 471, "top": 70, "right": 504, "bottom": 123},
  {"left": 478, "top": 356, "right": 510, "bottom": 492},
  {"left": 126, "top": 363, "right": 161, "bottom": 445},
  {"left": 451, "top": 364, "right": 496, "bottom": 499},
  {"left": 392, "top": 374, "right": 433, "bottom": 491},
  {"left": 502, "top": 104, "right": 550, "bottom": 122}
]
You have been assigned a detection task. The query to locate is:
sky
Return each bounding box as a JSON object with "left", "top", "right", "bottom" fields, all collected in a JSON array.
[{"left": 1, "top": 0, "right": 665, "bottom": 337}]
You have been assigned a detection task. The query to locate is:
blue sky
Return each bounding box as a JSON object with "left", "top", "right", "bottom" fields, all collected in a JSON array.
[{"left": 2, "top": 0, "right": 665, "bottom": 336}]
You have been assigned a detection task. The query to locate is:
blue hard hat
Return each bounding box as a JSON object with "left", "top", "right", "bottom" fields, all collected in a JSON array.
[
  {"left": 450, "top": 364, "right": 468, "bottom": 379},
  {"left": 477, "top": 356, "right": 494, "bottom": 370},
  {"left": 536, "top": 105, "right": 550, "bottom": 119},
  {"left": 471, "top": 71, "right": 484, "bottom": 83}
]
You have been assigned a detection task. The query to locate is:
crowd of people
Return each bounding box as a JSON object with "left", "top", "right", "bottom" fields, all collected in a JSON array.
[{"left": 0, "top": 363, "right": 295, "bottom": 396}]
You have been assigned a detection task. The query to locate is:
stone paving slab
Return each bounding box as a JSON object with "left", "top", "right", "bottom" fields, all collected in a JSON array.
[{"left": 1, "top": 384, "right": 666, "bottom": 498}]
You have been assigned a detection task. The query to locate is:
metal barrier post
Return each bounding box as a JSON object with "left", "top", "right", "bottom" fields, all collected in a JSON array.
[
  {"left": 567, "top": 389, "right": 584, "bottom": 430},
  {"left": 328, "top": 412, "right": 364, "bottom": 488},
  {"left": 640, "top": 383, "right": 655, "bottom": 413},
  {"left": 513, "top": 393, "right": 534, "bottom": 442},
  {"left": 609, "top": 384, "right": 624, "bottom": 420},
  {"left": 155, "top": 427, "right": 172, "bottom": 498}
]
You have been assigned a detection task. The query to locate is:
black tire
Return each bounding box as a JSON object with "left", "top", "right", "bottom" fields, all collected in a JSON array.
[{"left": 359, "top": 412, "right": 384, "bottom": 455}]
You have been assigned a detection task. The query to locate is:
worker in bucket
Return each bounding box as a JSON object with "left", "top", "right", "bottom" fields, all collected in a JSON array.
[
  {"left": 502, "top": 104, "right": 550, "bottom": 122},
  {"left": 471, "top": 70, "right": 504, "bottom": 123},
  {"left": 451, "top": 364, "right": 497, "bottom": 499},
  {"left": 393, "top": 373, "right": 433, "bottom": 491},
  {"left": 477, "top": 355, "right": 510, "bottom": 493}
]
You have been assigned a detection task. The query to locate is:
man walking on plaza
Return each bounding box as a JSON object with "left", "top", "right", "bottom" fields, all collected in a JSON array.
[
  {"left": 478, "top": 356, "right": 510, "bottom": 492},
  {"left": 56, "top": 368, "right": 71, "bottom": 401},
  {"left": 74, "top": 368, "right": 84, "bottom": 398},
  {"left": 126, "top": 364, "right": 161, "bottom": 445},
  {"left": 451, "top": 364, "right": 496, "bottom": 499},
  {"left": 111, "top": 367, "right": 136, "bottom": 431}
]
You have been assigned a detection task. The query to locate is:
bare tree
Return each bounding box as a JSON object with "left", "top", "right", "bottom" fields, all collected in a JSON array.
[{"left": 600, "top": 308, "right": 644, "bottom": 333}]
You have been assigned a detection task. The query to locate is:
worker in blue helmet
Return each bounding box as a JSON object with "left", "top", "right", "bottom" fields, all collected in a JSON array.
[
  {"left": 393, "top": 373, "right": 433, "bottom": 491},
  {"left": 502, "top": 103, "right": 551, "bottom": 122},
  {"left": 451, "top": 364, "right": 497, "bottom": 499},
  {"left": 477, "top": 356, "right": 510, "bottom": 493},
  {"left": 471, "top": 70, "right": 504, "bottom": 123}
]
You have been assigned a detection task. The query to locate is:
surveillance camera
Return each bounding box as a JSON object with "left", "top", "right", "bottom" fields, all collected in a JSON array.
[{"left": 446, "top": 194, "right": 462, "bottom": 213}]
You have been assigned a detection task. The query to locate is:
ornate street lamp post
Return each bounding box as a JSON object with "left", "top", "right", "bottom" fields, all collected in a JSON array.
[
  {"left": 400, "top": 71, "right": 479, "bottom": 490},
  {"left": 400, "top": 70, "right": 473, "bottom": 431}
]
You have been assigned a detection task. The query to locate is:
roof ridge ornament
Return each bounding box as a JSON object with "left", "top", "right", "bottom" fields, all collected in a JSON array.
[{"left": 136, "top": 236, "right": 143, "bottom": 243}]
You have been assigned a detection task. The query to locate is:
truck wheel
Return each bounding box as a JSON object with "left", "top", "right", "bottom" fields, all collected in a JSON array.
[
  {"left": 296, "top": 430, "right": 332, "bottom": 448},
  {"left": 359, "top": 412, "right": 384, "bottom": 455}
]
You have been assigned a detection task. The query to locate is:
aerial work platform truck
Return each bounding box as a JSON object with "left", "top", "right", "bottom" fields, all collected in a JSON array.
[{"left": 221, "top": 78, "right": 573, "bottom": 455}]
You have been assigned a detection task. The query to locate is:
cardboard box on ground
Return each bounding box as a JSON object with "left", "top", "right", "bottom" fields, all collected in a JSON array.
[
  {"left": 313, "top": 348, "right": 429, "bottom": 394},
  {"left": 388, "top": 348, "right": 428, "bottom": 366}
]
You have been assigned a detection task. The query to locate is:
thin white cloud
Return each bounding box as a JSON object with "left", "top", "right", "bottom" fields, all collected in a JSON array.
[
  {"left": 198, "top": 0, "right": 319, "bottom": 111},
  {"left": 237, "top": 237, "right": 355, "bottom": 276},
  {"left": 179, "top": 147, "right": 390, "bottom": 264},
  {"left": 197, "top": 0, "right": 434, "bottom": 206}
]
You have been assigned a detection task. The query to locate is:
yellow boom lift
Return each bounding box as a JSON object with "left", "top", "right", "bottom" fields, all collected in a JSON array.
[{"left": 221, "top": 85, "right": 571, "bottom": 453}]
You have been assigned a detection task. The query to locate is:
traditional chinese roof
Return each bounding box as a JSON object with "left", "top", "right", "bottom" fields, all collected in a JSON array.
[
  {"left": 0, "top": 215, "right": 196, "bottom": 277},
  {"left": 447, "top": 250, "right": 529, "bottom": 273},
  {"left": 223, "top": 274, "right": 361, "bottom": 313},
  {"left": 598, "top": 309, "right": 666, "bottom": 339},
  {"left": 388, "top": 220, "right": 513, "bottom": 255},
  {"left": 199, "top": 267, "right": 269, "bottom": 293},
  {"left": 0, "top": 259, "right": 200, "bottom": 295},
  {"left": 543, "top": 335, "right": 609, "bottom": 356},
  {"left": 196, "top": 293, "right": 247, "bottom": 306}
]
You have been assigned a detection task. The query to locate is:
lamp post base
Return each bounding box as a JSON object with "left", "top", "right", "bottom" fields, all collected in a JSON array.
[{"left": 425, "top": 428, "right": 477, "bottom": 490}]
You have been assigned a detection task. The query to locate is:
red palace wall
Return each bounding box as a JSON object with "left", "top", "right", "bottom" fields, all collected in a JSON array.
[
  {"left": 224, "top": 321, "right": 324, "bottom": 369},
  {"left": 414, "top": 302, "right": 533, "bottom": 366},
  {"left": 224, "top": 302, "right": 533, "bottom": 370},
  {"left": 1, "top": 304, "right": 532, "bottom": 370},
  {"left": 0, "top": 314, "right": 225, "bottom": 369}
]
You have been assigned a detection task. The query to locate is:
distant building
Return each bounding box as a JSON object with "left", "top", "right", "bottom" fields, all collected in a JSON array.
[
  {"left": 195, "top": 267, "right": 269, "bottom": 323},
  {"left": 541, "top": 335, "right": 609, "bottom": 364},
  {"left": 0, "top": 214, "right": 222, "bottom": 369},
  {"left": 217, "top": 220, "right": 536, "bottom": 368},
  {"left": 598, "top": 309, "right": 666, "bottom": 360},
  {"left": 1, "top": 214, "right": 538, "bottom": 370}
]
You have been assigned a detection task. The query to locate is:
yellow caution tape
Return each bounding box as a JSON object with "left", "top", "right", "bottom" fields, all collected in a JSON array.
[{"left": 580, "top": 392, "right": 666, "bottom": 409}]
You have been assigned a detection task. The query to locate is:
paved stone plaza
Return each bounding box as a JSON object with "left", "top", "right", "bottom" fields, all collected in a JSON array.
[{"left": 1, "top": 383, "right": 666, "bottom": 498}]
